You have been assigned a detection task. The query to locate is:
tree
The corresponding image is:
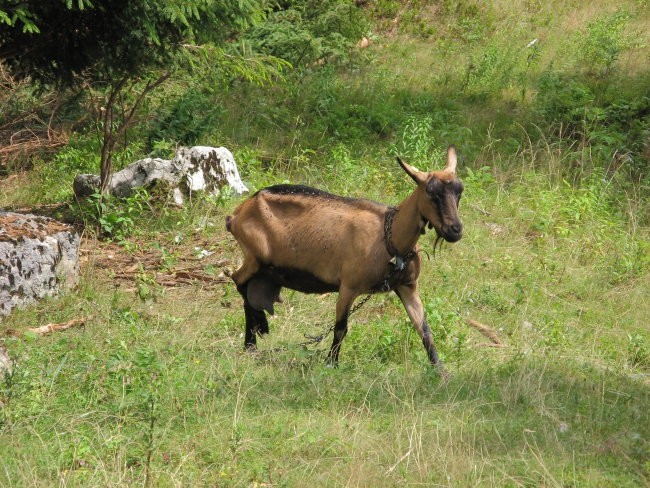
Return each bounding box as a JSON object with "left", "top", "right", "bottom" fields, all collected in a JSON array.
[{"left": 0, "top": 0, "right": 269, "bottom": 192}]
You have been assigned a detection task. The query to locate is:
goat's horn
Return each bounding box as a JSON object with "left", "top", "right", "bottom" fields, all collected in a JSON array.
[
  {"left": 397, "top": 157, "right": 427, "bottom": 185},
  {"left": 445, "top": 145, "right": 457, "bottom": 174}
]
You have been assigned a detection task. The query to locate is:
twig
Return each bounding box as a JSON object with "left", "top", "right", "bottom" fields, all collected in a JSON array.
[
  {"left": 469, "top": 343, "right": 507, "bottom": 349},
  {"left": 0, "top": 343, "right": 12, "bottom": 373},
  {"left": 464, "top": 317, "right": 505, "bottom": 346},
  {"left": 470, "top": 203, "right": 492, "bottom": 216},
  {"left": 26, "top": 316, "right": 92, "bottom": 336},
  {"left": 386, "top": 449, "right": 413, "bottom": 474},
  {"left": 113, "top": 269, "right": 229, "bottom": 287},
  {"left": 173, "top": 270, "right": 228, "bottom": 283}
]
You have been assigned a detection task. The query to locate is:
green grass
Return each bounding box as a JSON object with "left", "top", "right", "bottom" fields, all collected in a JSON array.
[
  {"left": 1, "top": 0, "right": 649, "bottom": 485},
  {"left": 1, "top": 162, "right": 648, "bottom": 486}
]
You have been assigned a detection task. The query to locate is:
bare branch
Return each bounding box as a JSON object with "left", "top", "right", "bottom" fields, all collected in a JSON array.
[
  {"left": 25, "top": 316, "right": 93, "bottom": 336},
  {"left": 114, "top": 71, "right": 171, "bottom": 141},
  {"left": 465, "top": 317, "right": 505, "bottom": 346}
]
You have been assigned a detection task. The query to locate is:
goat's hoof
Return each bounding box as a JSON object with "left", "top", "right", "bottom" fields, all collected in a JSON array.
[
  {"left": 244, "top": 343, "right": 258, "bottom": 352},
  {"left": 435, "top": 364, "right": 450, "bottom": 382},
  {"left": 325, "top": 358, "right": 339, "bottom": 368}
]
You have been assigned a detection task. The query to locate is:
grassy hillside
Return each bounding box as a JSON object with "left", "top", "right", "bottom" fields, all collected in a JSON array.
[{"left": 1, "top": 1, "right": 649, "bottom": 486}]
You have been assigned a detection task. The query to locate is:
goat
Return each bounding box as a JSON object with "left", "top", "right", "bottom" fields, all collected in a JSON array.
[{"left": 225, "top": 146, "right": 464, "bottom": 368}]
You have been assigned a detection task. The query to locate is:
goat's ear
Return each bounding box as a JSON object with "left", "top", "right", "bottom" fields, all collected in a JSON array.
[
  {"left": 444, "top": 145, "right": 457, "bottom": 174},
  {"left": 397, "top": 157, "right": 427, "bottom": 185}
]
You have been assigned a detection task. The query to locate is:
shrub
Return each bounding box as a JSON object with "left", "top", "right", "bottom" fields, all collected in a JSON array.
[
  {"left": 577, "top": 9, "right": 637, "bottom": 78},
  {"left": 244, "top": 0, "right": 368, "bottom": 67}
]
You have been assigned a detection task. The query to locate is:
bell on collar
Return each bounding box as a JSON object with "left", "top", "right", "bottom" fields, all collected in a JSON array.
[{"left": 389, "top": 255, "right": 406, "bottom": 271}]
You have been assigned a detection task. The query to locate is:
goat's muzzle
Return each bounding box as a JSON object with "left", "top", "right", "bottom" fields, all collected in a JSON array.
[{"left": 441, "top": 222, "right": 463, "bottom": 243}]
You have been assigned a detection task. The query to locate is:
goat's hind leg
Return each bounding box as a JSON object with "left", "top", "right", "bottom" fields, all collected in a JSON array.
[
  {"left": 235, "top": 281, "right": 270, "bottom": 350},
  {"left": 233, "top": 259, "right": 268, "bottom": 351}
]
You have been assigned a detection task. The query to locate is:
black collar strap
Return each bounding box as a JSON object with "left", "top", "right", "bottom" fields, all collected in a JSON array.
[
  {"left": 384, "top": 206, "right": 399, "bottom": 257},
  {"left": 384, "top": 206, "right": 417, "bottom": 274}
]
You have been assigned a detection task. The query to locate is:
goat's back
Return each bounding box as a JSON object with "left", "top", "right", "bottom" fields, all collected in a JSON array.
[{"left": 228, "top": 185, "right": 389, "bottom": 286}]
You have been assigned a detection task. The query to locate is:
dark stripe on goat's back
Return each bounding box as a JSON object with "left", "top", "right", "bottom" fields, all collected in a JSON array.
[
  {"left": 258, "top": 185, "right": 391, "bottom": 216},
  {"left": 258, "top": 184, "right": 360, "bottom": 205}
]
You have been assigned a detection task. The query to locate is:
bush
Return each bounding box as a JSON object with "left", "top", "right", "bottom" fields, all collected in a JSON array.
[
  {"left": 146, "top": 87, "right": 225, "bottom": 147},
  {"left": 577, "top": 9, "right": 637, "bottom": 78},
  {"left": 244, "top": 0, "right": 368, "bottom": 67},
  {"left": 535, "top": 71, "right": 649, "bottom": 179}
]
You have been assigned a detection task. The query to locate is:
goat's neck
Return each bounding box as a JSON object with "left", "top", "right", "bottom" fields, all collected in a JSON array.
[{"left": 391, "top": 190, "right": 425, "bottom": 255}]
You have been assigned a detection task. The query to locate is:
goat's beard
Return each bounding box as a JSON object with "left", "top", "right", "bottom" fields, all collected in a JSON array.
[{"left": 433, "top": 234, "right": 445, "bottom": 258}]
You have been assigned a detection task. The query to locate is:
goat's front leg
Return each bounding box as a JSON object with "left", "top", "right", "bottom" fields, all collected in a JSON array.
[
  {"left": 395, "top": 284, "right": 446, "bottom": 374},
  {"left": 327, "top": 286, "right": 358, "bottom": 366}
]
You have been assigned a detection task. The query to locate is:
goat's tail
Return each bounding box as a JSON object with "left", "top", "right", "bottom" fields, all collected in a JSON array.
[{"left": 225, "top": 215, "right": 233, "bottom": 232}]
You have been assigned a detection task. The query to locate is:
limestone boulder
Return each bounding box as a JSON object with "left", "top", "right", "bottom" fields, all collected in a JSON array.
[
  {"left": 0, "top": 212, "right": 80, "bottom": 319},
  {"left": 73, "top": 146, "right": 248, "bottom": 205},
  {"left": 107, "top": 157, "right": 181, "bottom": 198},
  {"left": 173, "top": 146, "right": 249, "bottom": 197}
]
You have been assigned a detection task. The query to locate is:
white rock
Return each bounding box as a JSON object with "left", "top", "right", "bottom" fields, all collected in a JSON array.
[
  {"left": 73, "top": 146, "right": 249, "bottom": 205},
  {"left": 172, "top": 146, "right": 249, "bottom": 197},
  {"left": 0, "top": 212, "right": 80, "bottom": 319}
]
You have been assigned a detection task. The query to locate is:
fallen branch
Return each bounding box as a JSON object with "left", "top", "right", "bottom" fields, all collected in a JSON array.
[
  {"left": 113, "top": 267, "right": 230, "bottom": 287},
  {"left": 27, "top": 316, "right": 92, "bottom": 336},
  {"left": 173, "top": 270, "right": 228, "bottom": 283},
  {"left": 0, "top": 343, "right": 12, "bottom": 374},
  {"left": 470, "top": 203, "right": 492, "bottom": 216},
  {"left": 465, "top": 317, "right": 505, "bottom": 347},
  {"left": 469, "top": 343, "right": 507, "bottom": 349}
]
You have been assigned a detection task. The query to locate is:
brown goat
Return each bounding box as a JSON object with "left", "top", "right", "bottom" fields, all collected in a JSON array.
[{"left": 226, "top": 146, "right": 464, "bottom": 368}]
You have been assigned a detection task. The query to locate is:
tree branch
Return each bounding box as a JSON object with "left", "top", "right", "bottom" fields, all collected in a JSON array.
[{"left": 114, "top": 71, "right": 171, "bottom": 141}]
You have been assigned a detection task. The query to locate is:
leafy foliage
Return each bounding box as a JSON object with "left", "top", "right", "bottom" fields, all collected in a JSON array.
[
  {"left": 0, "top": 2, "right": 649, "bottom": 484},
  {"left": 0, "top": 0, "right": 265, "bottom": 86},
  {"left": 535, "top": 71, "right": 650, "bottom": 179},
  {"left": 244, "top": 0, "right": 368, "bottom": 66},
  {"left": 0, "top": 0, "right": 272, "bottom": 191},
  {"left": 577, "top": 9, "right": 638, "bottom": 77}
]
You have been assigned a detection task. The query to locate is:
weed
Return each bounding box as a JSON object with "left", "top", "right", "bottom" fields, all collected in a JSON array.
[
  {"left": 463, "top": 165, "right": 495, "bottom": 196},
  {"left": 244, "top": 0, "right": 368, "bottom": 67},
  {"left": 627, "top": 334, "right": 650, "bottom": 369},
  {"left": 135, "top": 265, "right": 163, "bottom": 303},
  {"left": 83, "top": 188, "right": 152, "bottom": 242},
  {"left": 577, "top": 9, "right": 637, "bottom": 78}
]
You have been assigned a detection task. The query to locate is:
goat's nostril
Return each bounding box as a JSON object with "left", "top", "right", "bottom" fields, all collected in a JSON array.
[{"left": 451, "top": 223, "right": 462, "bottom": 234}]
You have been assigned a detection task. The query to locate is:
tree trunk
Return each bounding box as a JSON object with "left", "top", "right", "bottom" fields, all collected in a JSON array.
[{"left": 98, "top": 73, "right": 170, "bottom": 194}]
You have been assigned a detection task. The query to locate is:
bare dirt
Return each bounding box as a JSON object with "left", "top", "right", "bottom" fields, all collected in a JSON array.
[{"left": 79, "top": 236, "right": 234, "bottom": 290}]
